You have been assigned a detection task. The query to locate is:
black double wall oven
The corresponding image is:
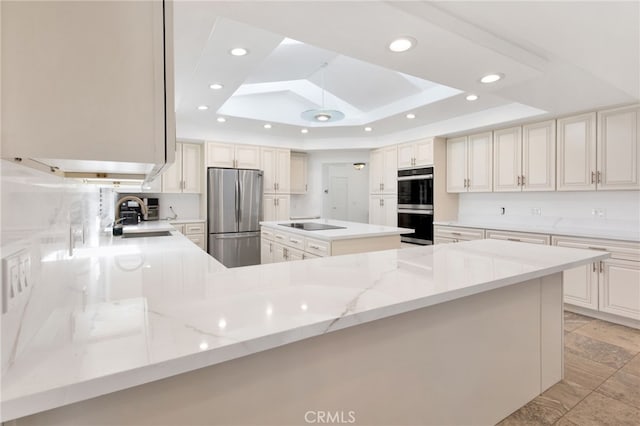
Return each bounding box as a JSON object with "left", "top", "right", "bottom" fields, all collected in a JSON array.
[{"left": 397, "top": 167, "right": 434, "bottom": 245}]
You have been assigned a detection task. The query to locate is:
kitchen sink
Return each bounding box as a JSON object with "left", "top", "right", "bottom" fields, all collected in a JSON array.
[{"left": 122, "top": 230, "right": 172, "bottom": 238}]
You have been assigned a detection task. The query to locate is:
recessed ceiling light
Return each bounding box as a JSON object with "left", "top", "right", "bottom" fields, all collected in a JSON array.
[
  {"left": 466, "top": 94, "right": 479, "bottom": 101},
  {"left": 301, "top": 129, "right": 309, "bottom": 134},
  {"left": 230, "top": 47, "right": 248, "bottom": 56},
  {"left": 217, "top": 117, "right": 226, "bottom": 123},
  {"left": 263, "top": 123, "right": 272, "bottom": 129},
  {"left": 480, "top": 73, "right": 503, "bottom": 84},
  {"left": 388, "top": 36, "right": 416, "bottom": 53},
  {"left": 209, "top": 83, "right": 223, "bottom": 90},
  {"left": 364, "top": 127, "right": 373, "bottom": 132},
  {"left": 197, "top": 105, "right": 208, "bottom": 110},
  {"left": 406, "top": 113, "right": 416, "bottom": 119}
]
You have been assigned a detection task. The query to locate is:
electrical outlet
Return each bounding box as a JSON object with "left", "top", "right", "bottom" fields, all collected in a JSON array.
[
  {"left": 531, "top": 208, "right": 542, "bottom": 216},
  {"left": 2, "top": 249, "right": 31, "bottom": 314},
  {"left": 591, "top": 208, "right": 606, "bottom": 218}
]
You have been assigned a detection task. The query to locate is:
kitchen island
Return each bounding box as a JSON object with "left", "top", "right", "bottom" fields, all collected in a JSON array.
[
  {"left": 260, "top": 218, "right": 413, "bottom": 262},
  {"left": 1, "top": 224, "right": 608, "bottom": 425}
]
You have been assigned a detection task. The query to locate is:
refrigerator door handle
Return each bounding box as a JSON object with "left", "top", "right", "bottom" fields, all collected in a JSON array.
[{"left": 235, "top": 178, "right": 240, "bottom": 225}]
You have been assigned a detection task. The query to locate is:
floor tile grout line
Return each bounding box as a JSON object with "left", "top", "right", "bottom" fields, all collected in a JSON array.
[{"left": 592, "top": 388, "right": 640, "bottom": 412}]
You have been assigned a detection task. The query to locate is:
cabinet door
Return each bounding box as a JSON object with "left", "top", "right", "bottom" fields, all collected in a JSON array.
[
  {"left": 397, "top": 143, "right": 415, "bottom": 168},
  {"left": 597, "top": 105, "right": 640, "bottom": 190},
  {"left": 263, "top": 195, "right": 276, "bottom": 221},
  {"left": 493, "top": 127, "right": 522, "bottom": 192},
  {"left": 563, "top": 263, "right": 599, "bottom": 309},
  {"left": 162, "top": 145, "right": 183, "bottom": 193},
  {"left": 272, "top": 242, "right": 287, "bottom": 263},
  {"left": 446, "top": 137, "right": 467, "bottom": 193},
  {"left": 235, "top": 145, "right": 261, "bottom": 169},
  {"left": 171, "top": 223, "right": 185, "bottom": 234},
  {"left": 522, "top": 120, "right": 556, "bottom": 191},
  {"left": 276, "top": 149, "right": 291, "bottom": 193},
  {"left": 261, "top": 148, "right": 276, "bottom": 193},
  {"left": 369, "top": 150, "right": 383, "bottom": 194},
  {"left": 206, "top": 142, "right": 235, "bottom": 168},
  {"left": 383, "top": 195, "right": 398, "bottom": 227},
  {"left": 369, "top": 196, "right": 383, "bottom": 225},
  {"left": 261, "top": 239, "right": 274, "bottom": 264},
  {"left": 414, "top": 139, "right": 434, "bottom": 167},
  {"left": 599, "top": 259, "right": 640, "bottom": 320},
  {"left": 382, "top": 146, "right": 398, "bottom": 194},
  {"left": 181, "top": 143, "right": 202, "bottom": 193},
  {"left": 290, "top": 153, "right": 308, "bottom": 194},
  {"left": 467, "top": 132, "right": 493, "bottom": 192},
  {"left": 287, "top": 247, "right": 305, "bottom": 262},
  {"left": 557, "top": 113, "right": 597, "bottom": 191},
  {"left": 276, "top": 196, "right": 290, "bottom": 221}
]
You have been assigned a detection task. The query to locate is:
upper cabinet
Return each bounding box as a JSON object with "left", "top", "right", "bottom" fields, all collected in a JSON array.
[
  {"left": 557, "top": 112, "right": 597, "bottom": 191},
  {"left": 370, "top": 146, "right": 398, "bottom": 194},
  {"left": 162, "top": 143, "right": 202, "bottom": 194},
  {"left": 290, "top": 152, "right": 309, "bottom": 194},
  {"left": 494, "top": 121, "right": 555, "bottom": 192},
  {"left": 206, "top": 142, "right": 261, "bottom": 170},
  {"left": 397, "top": 139, "right": 434, "bottom": 169},
  {"left": 1, "top": 0, "right": 175, "bottom": 180},
  {"left": 262, "top": 148, "right": 290, "bottom": 194},
  {"left": 446, "top": 132, "right": 492, "bottom": 193},
  {"left": 597, "top": 105, "right": 640, "bottom": 190}
]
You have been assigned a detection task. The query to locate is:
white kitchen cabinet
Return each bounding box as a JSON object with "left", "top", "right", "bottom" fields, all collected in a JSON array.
[
  {"left": 446, "top": 132, "right": 492, "bottom": 193},
  {"left": 494, "top": 122, "right": 555, "bottom": 192},
  {"left": 370, "top": 146, "right": 397, "bottom": 194},
  {"left": 261, "top": 238, "right": 274, "bottom": 264},
  {"left": 397, "top": 139, "right": 434, "bottom": 168},
  {"left": 162, "top": 143, "right": 202, "bottom": 194},
  {"left": 262, "top": 148, "right": 290, "bottom": 194},
  {"left": 369, "top": 195, "right": 397, "bottom": 227},
  {"left": 290, "top": 152, "right": 308, "bottom": 194},
  {"left": 206, "top": 142, "right": 261, "bottom": 169},
  {"left": 557, "top": 112, "right": 597, "bottom": 191},
  {"left": 263, "top": 194, "right": 290, "bottom": 221},
  {"left": 1, "top": 0, "right": 175, "bottom": 179},
  {"left": 261, "top": 228, "right": 328, "bottom": 264},
  {"left": 433, "top": 226, "right": 485, "bottom": 243},
  {"left": 597, "top": 105, "right": 640, "bottom": 190},
  {"left": 171, "top": 220, "right": 206, "bottom": 251},
  {"left": 600, "top": 259, "right": 640, "bottom": 319},
  {"left": 485, "top": 230, "right": 551, "bottom": 245}
]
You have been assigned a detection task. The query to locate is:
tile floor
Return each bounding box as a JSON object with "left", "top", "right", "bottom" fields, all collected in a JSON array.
[{"left": 498, "top": 311, "right": 640, "bottom": 425}]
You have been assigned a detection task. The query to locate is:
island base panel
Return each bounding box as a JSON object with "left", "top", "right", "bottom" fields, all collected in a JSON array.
[
  {"left": 331, "top": 235, "right": 401, "bottom": 256},
  {"left": 11, "top": 274, "right": 562, "bottom": 426}
]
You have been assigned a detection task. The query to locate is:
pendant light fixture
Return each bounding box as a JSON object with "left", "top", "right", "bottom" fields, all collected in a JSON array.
[{"left": 301, "top": 62, "right": 345, "bottom": 123}]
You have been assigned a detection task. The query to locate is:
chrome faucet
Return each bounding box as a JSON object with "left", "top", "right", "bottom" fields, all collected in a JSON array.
[{"left": 115, "top": 195, "right": 149, "bottom": 222}]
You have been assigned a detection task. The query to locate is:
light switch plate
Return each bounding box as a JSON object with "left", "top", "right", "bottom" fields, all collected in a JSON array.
[{"left": 2, "top": 248, "right": 31, "bottom": 314}]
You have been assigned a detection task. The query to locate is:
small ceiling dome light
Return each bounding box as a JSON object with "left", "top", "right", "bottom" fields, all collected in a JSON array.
[
  {"left": 466, "top": 94, "right": 479, "bottom": 101},
  {"left": 406, "top": 113, "right": 416, "bottom": 119},
  {"left": 209, "top": 83, "right": 223, "bottom": 90},
  {"left": 302, "top": 62, "right": 345, "bottom": 124},
  {"left": 353, "top": 162, "right": 366, "bottom": 170},
  {"left": 301, "top": 128, "right": 309, "bottom": 134},
  {"left": 197, "top": 105, "right": 208, "bottom": 110},
  {"left": 217, "top": 117, "right": 226, "bottom": 123},
  {"left": 263, "top": 123, "right": 272, "bottom": 129},
  {"left": 230, "top": 47, "right": 248, "bottom": 56},
  {"left": 364, "top": 127, "right": 373, "bottom": 132},
  {"left": 480, "top": 73, "right": 503, "bottom": 84},
  {"left": 388, "top": 36, "right": 416, "bottom": 53}
]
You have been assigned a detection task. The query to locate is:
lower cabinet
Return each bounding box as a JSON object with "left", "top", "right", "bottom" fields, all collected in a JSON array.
[
  {"left": 171, "top": 221, "right": 206, "bottom": 251},
  {"left": 433, "top": 226, "right": 485, "bottom": 243},
  {"left": 263, "top": 195, "right": 290, "bottom": 221},
  {"left": 261, "top": 227, "right": 330, "bottom": 264}
]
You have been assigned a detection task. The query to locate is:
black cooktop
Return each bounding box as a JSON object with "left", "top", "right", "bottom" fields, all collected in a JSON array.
[{"left": 278, "top": 222, "right": 346, "bottom": 231}]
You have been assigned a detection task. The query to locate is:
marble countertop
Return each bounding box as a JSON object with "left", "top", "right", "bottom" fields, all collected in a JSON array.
[
  {"left": 260, "top": 218, "right": 413, "bottom": 241},
  {"left": 0, "top": 230, "right": 608, "bottom": 421},
  {"left": 434, "top": 217, "right": 640, "bottom": 242}
]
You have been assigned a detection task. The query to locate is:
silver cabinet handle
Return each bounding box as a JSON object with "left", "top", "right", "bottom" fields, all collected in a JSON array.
[
  {"left": 275, "top": 235, "right": 284, "bottom": 240},
  {"left": 517, "top": 176, "right": 521, "bottom": 186},
  {"left": 599, "top": 260, "right": 604, "bottom": 273},
  {"left": 283, "top": 247, "right": 288, "bottom": 259},
  {"left": 305, "top": 184, "right": 308, "bottom": 191},
  {"left": 290, "top": 238, "right": 301, "bottom": 244},
  {"left": 379, "top": 198, "right": 382, "bottom": 207},
  {"left": 592, "top": 262, "right": 596, "bottom": 272},
  {"left": 507, "top": 238, "right": 521, "bottom": 242},
  {"left": 274, "top": 182, "right": 277, "bottom": 190},
  {"left": 597, "top": 171, "right": 601, "bottom": 184},
  {"left": 381, "top": 182, "right": 385, "bottom": 191},
  {"left": 591, "top": 171, "right": 596, "bottom": 184},
  {"left": 381, "top": 198, "right": 385, "bottom": 206},
  {"left": 588, "top": 246, "right": 607, "bottom": 251},
  {"left": 521, "top": 175, "right": 525, "bottom": 186},
  {"left": 467, "top": 178, "right": 470, "bottom": 188}
]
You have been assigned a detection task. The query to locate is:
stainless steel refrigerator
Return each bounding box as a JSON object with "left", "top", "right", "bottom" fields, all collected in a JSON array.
[{"left": 207, "top": 168, "right": 263, "bottom": 268}]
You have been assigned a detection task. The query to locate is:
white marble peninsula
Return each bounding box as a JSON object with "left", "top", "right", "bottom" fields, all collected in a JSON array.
[{"left": 1, "top": 227, "right": 608, "bottom": 426}]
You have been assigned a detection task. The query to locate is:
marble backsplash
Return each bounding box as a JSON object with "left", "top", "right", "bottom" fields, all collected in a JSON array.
[{"left": 0, "top": 160, "right": 112, "bottom": 374}]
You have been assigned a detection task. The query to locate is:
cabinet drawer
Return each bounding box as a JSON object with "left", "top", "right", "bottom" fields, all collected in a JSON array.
[
  {"left": 185, "top": 223, "right": 205, "bottom": 235},
  {"left": 273, "top": 231, "right": 290, "bottom": 244},
  {"left": 486, "top": 230, "right": 550, "bottom": 245},
  {"left": 186, "top": 234, "right": 205, "bottom": 250},
  {"left": 261, "top": 228, "right": 275, "bottom": 241},
  {"left": 302, "top": 252, "right": 321, "bottom": 260},
  {"left": 286, "top": 234, "right": 305, "bottom": 250},
  {"left": 434, "top": 226, "right": 485, "bottom": 241},
  {"left": 552, "top": 236, "right": 640, "bottom": 261},
  {"left": 305, "top": 238, "right": 330, "bottom": 257}
]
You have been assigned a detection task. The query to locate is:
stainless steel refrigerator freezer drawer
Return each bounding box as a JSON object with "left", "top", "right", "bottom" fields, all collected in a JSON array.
[{"left": 208, "top": 232, "right": 260, "bottom": 268}]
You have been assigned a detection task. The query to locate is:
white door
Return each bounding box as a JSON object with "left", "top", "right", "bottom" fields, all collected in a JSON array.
[
  {"left": 467, "top": 132, "right": 493, "bottom": 192},
  {"left": 263, "top": 195, "right": 276, "bottom": 221},
  {"left": 446, "top": 137, "right": 467, "bottom": 193},
  {"left": 206, "top": 142, "right": 235, "bottom": 168},
  {"left": 235, "top": 145, "right": 261, "bottom": 169},
  {"left": 181, "top": 143, "right": 202, "bottom": 193},
  {"left": 597, "top": 106, "right": 640, "bottom": 190},
  {"left": 369, "top": 149, "right": 383, "bottom": 194},
  {"left": 381, "top": 146, "right": 398, "bottom": 194},
  {"left": 383, "top": 195, "right": 398, "bottom": 227},
  {"left": 563, "top": 264, "right": 599, "bottom": 310},
  {"left": 275, "top": 149, "right": 291, "bottom": 193},
  {"left": 557, "top": 112, "right": 597, "bottom": 191},
  {"left": 599, "top": 259, "right": 640, "bottom": 320},
  {"left": 493, "top": 127, "right": 522, "bottom": 192},
  {"left": 397, "top": 143, "right": 414, "bottom": 169},
  {"left": 415, "top": 139, "right": 434, "bottom": 167},
  {"left": 290, "top": 153, "right": 308, "bottom": 194},
  {"left": 261, "top": 148, "right": 276, "bottom": 193},
  {"left": 276, "top": 195, "right": 290, "bottom": 221},
  {"left": 369, "top": 196, "right": 382, "bottom": 225},
  {"left": 522, "top": 120, "right": 556, "bottom": 191},
  {"left": 329, "top": 176, "right": 349, "bottom": 220},
  {"left": 162, "top": 145, "right": 183, "bottom": 193}
]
